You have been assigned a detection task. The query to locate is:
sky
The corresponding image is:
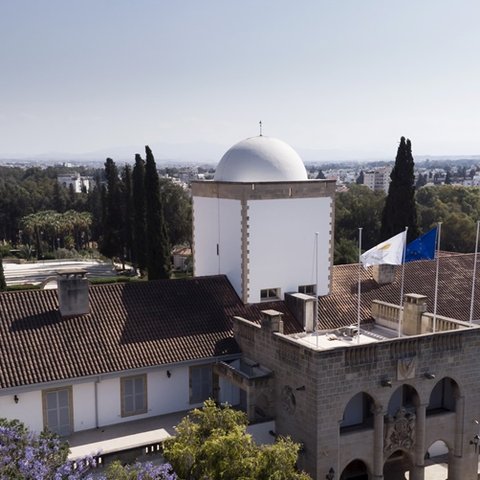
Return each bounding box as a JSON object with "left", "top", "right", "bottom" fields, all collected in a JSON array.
[{"left": 1, "top": 0, "right": 480, "bottom": 162}]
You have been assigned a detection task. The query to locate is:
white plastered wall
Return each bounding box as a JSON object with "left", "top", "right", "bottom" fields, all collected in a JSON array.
[
  {"left": 0, "top": 390, "right": 43, "bottom": 432},
  {"left": 1, "top": 364, "right": 211, "bottom": 434},
  {"left": 193, "top": 196, "right": 242, "bottom": 298},
  {"left": 96, "top": 366, "right": 194, "bottom": 427},
  {"left": 247, "top": 197, "right": 332, "bottom": 304}
]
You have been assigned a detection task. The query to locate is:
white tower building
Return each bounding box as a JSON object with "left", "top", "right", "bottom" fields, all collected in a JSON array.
[{"left": 192, "top": 136, "right": 335, "bottom": 304}]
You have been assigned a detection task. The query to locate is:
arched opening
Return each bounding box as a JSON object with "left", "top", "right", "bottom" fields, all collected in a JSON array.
[
  {"left": 340, "top": 459, "right": 369, "bottom": 480},
  {"left": 387, "top": 384, "right": 418, "bottom": 416},
  {"left": 340, "top": 392, "right": 374, "bottom": 433},
  {"left": 384, "top": 449, "right": 413, "bottom": 480},
  {"left": 422, "top": 440, "right": 450, "bottom": 479},
  {"left": 427, "top": 377, "right": 459, "bottom": 415}
]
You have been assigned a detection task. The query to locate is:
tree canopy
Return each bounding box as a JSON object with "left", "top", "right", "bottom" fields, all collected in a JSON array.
[
  {"left": 0, "top": 418, "right": 176, "bottom": 480},
  {"left": 380, "top": 137, "right": 419, "bottom": 242},
  {"left": 0, "top": 256, "right": 6, "bottom": 291},
  {"left": 145, "top": 146, "right": 171, "bottom": 280},
  {"left": 163, "top": 399, "right": 311, "bottom": 480}
]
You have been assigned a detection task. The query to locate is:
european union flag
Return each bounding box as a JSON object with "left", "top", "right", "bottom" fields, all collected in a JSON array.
[{"left": 405, "top": 227, "right": 438, "bottom": 262}]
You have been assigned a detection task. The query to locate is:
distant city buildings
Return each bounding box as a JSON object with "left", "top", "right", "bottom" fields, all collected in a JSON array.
[{"left": 363, "top": 167, "right": 392, "bottom": 193}]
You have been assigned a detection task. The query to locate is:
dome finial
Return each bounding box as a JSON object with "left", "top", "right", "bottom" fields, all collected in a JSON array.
[{"left": 259, "top": 120, "right": 263, "bottom": 136}]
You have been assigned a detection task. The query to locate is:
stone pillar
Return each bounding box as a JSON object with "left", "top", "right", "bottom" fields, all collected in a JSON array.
[
  {"left": 448, "top": 396, "right": 466, "bottom": 480},
  {"left": 410, "top": 404, "right": 427, "bottom": 480},
  {"left": 372, "top": 405, "right": 385, "bottom": 480},
  {"left": 454, "top": 396, "right": 464, "bottom": 457}
]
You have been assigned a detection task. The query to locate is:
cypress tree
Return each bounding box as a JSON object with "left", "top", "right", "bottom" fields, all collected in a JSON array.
[
  {"left": 121, "top": 164, "right": 134, "bottom": 264},
  {"left": 100, "top": 158, "right": 123, "bottom": 260},
  {"left": 144, "top": 146, "right": 171, "bottom": 280},
  {"left": 380, "top": 137, "right": 419, "bottom": 243},
  {"left": 132, "top": 154, "right": 147, "bottom": 273},
  {"left": 0, "top": 256, "right": 6, "bottom": 291}
]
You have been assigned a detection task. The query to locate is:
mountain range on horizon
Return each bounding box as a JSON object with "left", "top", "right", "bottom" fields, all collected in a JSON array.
[{"left": 1, "top": 141, "right": 480, "bottom": 166}]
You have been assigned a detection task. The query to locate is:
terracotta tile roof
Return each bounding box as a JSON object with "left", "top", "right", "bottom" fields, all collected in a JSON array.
[
  {"left": 0, "top": 275, "right": 302, "bottom": 390},
  {"left": 318, "top": 253, "right": 480, "bottom": 330}
]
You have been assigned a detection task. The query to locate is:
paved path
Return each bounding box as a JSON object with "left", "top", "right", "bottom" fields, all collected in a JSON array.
[{"left": 3, "top": 259, "right": 126, "bottom": 286}]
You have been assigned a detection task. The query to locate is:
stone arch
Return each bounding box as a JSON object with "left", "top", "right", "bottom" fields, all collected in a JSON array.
[
  {"left": 340, "top": 459, "right": 369, "bottom": 480},
  {"left": 387, "top": 383, "right": 420, "bottom": 416},
  {"left": 426, "top": 377, "right": 460, "bottom": 415},
  {"left": 40, "top": 276, "right": 58, "bottom": 289},
  {"left": 426, "top": 439, "right": 451, "bottom": 459},
  {"left": 340, "top": 391, "right": 375, "bottom": 432},
  {"left": 383, "top": 448, "right": 414, "bottom": 480}
]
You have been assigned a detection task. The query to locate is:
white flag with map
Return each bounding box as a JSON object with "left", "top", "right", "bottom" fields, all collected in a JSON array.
[{"left": 360, "top": 231, "right": 406, "bottom": 268}]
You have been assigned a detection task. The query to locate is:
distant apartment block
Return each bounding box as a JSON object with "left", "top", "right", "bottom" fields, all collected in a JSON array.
[
  {"left": 57, "top": 173, "right": 93, "bottom": 193},
  {"left": 363, "top": 167, "right": 391, "bottom": 193}
]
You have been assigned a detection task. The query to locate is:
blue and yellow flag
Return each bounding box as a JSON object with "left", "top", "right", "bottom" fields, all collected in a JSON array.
[{"left": 405, "top": 227, "right": 437, "bottom": 262}]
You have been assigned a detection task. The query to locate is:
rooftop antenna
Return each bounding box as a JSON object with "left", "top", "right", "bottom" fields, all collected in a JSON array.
[{"left": 259, "top": 120, "right": 263, "bottom": 136}]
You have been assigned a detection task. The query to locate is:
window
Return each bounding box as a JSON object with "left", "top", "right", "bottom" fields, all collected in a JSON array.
[
  {"left": 121, "top": 375, "right": 147, "bottom": 417},
  {"left": 42, "top": 387, "right": 73, "bottom": 436},
  {"left": 260, "top": 288, "right": 280, "bottom": 300},
  {"left": 298, "top": 284, "right": 316, "bottom": 295},
  {"left": 190, "top": 365, "right": 213, "bottom": 404}
]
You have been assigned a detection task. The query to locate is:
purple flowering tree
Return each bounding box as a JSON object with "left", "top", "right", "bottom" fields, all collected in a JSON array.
[{"left": 0, "top": 418, "right": 176, "bottom": 480}]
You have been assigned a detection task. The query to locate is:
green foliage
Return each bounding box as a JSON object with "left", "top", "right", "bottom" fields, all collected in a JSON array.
[
  {"left": 164, "top": 399, "right": 311, "bottom": 480},
  {"left": 334, "top": 237, "right": 358, "bottom": 265},
  {"left": 335, "top": 184, "right": 385, "bottom": 253},
  {"left": 100, "top": 158, "right": 123, "bottom": 259},
  {"left": 356, "top": 170, "right": 364, "bottom": 185},
  {"left": 0, "top": 256, "right": 6, "bottom": 291},
  {"left": 6, "top": 284, "right": 40, "bottom": 291},
  {"left": 145, "top": 146, "right": 171, "bottom": 280},
  {"left": 160, "top": 179, "right": 192, "bottom": 247},
  {"left": 21, "top": 210, "right": 92, "bottom": 256},
  {"left": 416, "top": 185, "right": 480, "bottom": 252},
  {"left": 380, "top": 137, "right": 419, "bottom": 242},
  {"left": 133, "top": 154, "right": 148, "bottom": 271}
]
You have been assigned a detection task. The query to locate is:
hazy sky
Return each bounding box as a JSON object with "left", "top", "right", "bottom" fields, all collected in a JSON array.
[{"left": 1, "top": 0, "right": 480, "bottom": 160}]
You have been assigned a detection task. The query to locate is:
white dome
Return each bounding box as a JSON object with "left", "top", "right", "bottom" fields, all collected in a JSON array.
[{"left": 214, "top": 136, "right": 308, "bottom": 182}]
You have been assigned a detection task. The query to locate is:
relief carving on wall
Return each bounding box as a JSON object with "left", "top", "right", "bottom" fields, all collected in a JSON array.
[
  {"left": 397, "top": 357, "right": 416, "bottom": 380},
  {"left": 384, "top": 407, "right": 416, "bottom": 453}
]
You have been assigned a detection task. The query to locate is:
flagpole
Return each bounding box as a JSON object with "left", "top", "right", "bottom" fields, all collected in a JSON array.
[
  {"left": 469, "top": 220, "right": 480, "bottom": 324},
  {"left": 315, "top": 232, "right": 319, "bottom": 348},
  {"left": 398, "top": 226, "right": 408, "bottom": 337},
  {"left": 432, "top": 222, "right": 442, "bottom": 333},
  {"left": 357, "top": 228, "right": 363, "bottom": 344}
]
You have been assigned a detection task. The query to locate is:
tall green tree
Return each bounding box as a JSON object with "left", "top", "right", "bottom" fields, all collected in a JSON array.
[
  {"left": 380, "top": 137, "right": 419, "bottom": 242},
  {"left": 133, "top": 154, "right": 148, "bottom": 272},
  {"left": 164, "top": 399, "right": 311, "bottom": 480},
  {"left": 100, "top": 158, "right": 123, "bottom": 260},
  {"left": 121, "top": 164, "right": 134, "bottom": 265},
  {"left": 160, "top": 179, "right": 192, "bottom": 247},
  {"left": 144, "top": 146, "right": 171, "bottom": 280},
  {"left": 0, "top": 256, "right": 6, "bottom": 291}
]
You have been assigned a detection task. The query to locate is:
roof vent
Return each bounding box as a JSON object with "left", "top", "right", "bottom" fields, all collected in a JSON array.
[{"left": 57, "top": 270, "right": 90, "bottom": 317}]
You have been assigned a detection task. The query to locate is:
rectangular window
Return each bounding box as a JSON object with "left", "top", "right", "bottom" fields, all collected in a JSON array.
[
  {"left": 190, "top": 365, "right": 213, "bottom": 404},
  {"left": 121, "top": 375, "right": 147, "bottom": 417},
  {"left": 298, "top": 284, "right": 316, "bottom": 295},
  {"left": 260, "top": 288, "right": 280, "bottom": 300},
  {"left": 42, "top": 387, "right": 73, "bottom": 436}
]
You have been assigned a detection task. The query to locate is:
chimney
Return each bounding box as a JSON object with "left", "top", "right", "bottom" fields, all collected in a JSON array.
[
  {"left": 285, "top": 293, "right": 316, "bottom": 332},
  {"left": 372, "top": 264, "right": 396, "bottom": 284},
  {"left": 57, "top": 270, "right": 90, "bottom": 317},
  {"left": 402, "top": 294, "right": 427, "bottom": 336},
  {"left": 261, "top": 310, "right": 284, "bottom": 334}
]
